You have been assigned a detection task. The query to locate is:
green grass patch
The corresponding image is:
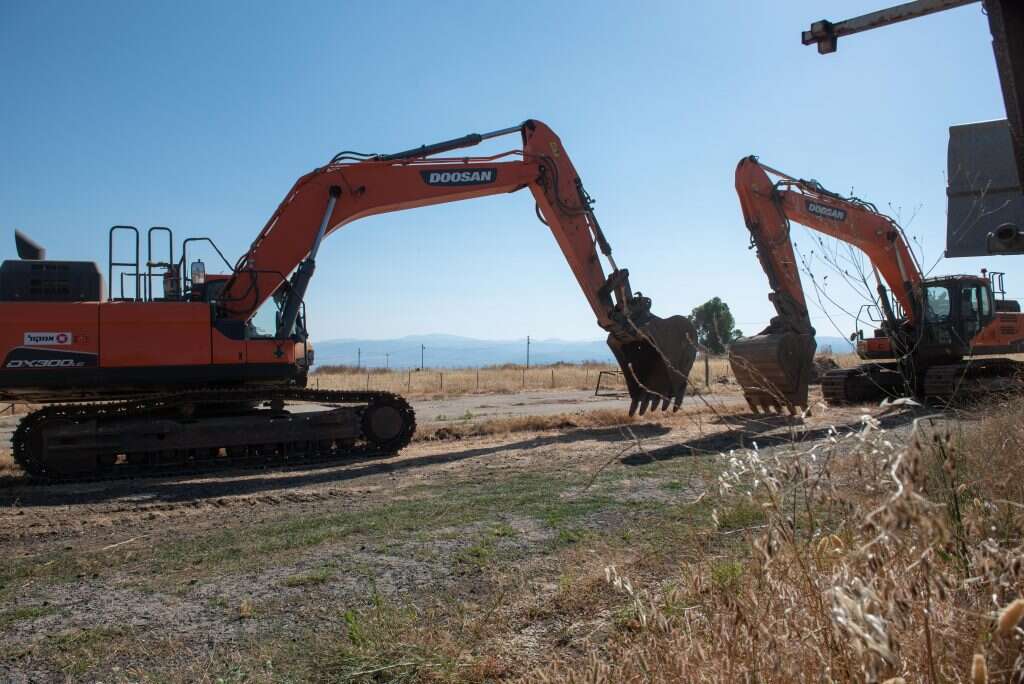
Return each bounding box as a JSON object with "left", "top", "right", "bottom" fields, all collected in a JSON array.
[
  {"left": 47, "top": 626, "right": 130, "bottom": 677},
  {"left": 0, "top": 604, "right": 57, "bottom": 629},
  {"left": 282, "top": 566, "right": 335, "bottom": 588},
  {"left": 555, "top": 527, "right": 586, "bottom": 547},
  {"left": 455, "top": 539, "right": 495, "bottom": 568},
  {"left": 710, "top": 560, "right": 744, "bottom": 593},
  {"left": 715, "top": 498, "right": 766, "bottom": 531}
]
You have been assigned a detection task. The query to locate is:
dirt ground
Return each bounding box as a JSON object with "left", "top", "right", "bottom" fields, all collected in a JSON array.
[{"left": 0, "top": 388, "right": 919, "bottom": 682}]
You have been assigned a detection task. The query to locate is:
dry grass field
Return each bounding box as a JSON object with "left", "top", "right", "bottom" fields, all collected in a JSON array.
[{"left": 311, "top": 356, "right": 742, "bottom": 398}]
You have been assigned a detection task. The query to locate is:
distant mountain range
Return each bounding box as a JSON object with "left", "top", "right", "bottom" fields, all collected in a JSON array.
[{"left": 310, "top": 333, "right": 854, "bottom": 369}]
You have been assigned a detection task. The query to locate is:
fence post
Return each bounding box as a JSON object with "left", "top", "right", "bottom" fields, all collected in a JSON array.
[
  {"left": 551, "top": 368, "right": 555, "bottom": 388},
  {"left": 522, "top": 368, "right": 526, "bottom": 388},
  {"left": 439, "top": 373, "right": 443, "bottom": 392},
  {"left": 476, "top": 369, "right": 480, "bottom": 390},
  {"left": 704, "top": 353, "right": 710, "bottom": 388},
  {"left": 407, "top": 371, "right": 411, "bottom": 391},
  {"left": 366, "top": 372, "right": 370, "bottom": 390}
]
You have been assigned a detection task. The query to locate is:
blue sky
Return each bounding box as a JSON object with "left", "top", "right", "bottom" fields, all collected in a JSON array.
[{"left": 0, "top": 1, "right": 1008, "bottom": 343}]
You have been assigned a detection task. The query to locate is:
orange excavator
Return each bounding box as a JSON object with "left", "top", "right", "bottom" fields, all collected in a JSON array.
[
  {"left": 728, "top": 156, "right": 1024, "bottom": 411},
  {"left": 0, "top": 120, "right": 696, "bottom": 480}
]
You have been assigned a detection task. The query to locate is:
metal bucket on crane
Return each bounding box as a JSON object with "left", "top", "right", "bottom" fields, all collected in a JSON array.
[
  {"left": 607, "top": 314, "right": 698, "bottom": 416},
  {"left": 729, "top": 329, "right": 815, "bottom": 414}
]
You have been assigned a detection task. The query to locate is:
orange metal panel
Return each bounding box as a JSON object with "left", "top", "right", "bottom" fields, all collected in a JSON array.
[
  {"left": 212, "top": 329, "right": 247, "bottom": 365},
  {"left": 99, "top": 302, "right": 210, "bottom": 367},
  {"left": 246, "top": 338, "right": 296, "bottom": 365},
  {"left": 857, "top": 336, "right": 893, "bottom": 359},
  {"left": 974, "top": 313, "right": 1024, "bottom": 348},
  {"left": 0, "top": 301, "right": 99, "bottom": 359}
]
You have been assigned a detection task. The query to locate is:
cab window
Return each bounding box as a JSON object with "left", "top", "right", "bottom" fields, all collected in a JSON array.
[
  {"left": 925, "top": 286, "right": 951, "bottom": 321},
  {"left": 248, "top": 297, "right": 279, "bottom": 338}
]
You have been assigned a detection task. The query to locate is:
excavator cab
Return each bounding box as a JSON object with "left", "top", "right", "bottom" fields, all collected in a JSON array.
[{"left": 918, "top": 276, "right": 995, "bottom": 360}]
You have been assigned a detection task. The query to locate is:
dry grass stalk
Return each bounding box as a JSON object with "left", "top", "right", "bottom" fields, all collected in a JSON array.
[
  {"left": 998, "top": 598, "right": 1024, "bottom": 638},
  {"left": 971, "top": 653, "right": 988, "bottom": 684}
]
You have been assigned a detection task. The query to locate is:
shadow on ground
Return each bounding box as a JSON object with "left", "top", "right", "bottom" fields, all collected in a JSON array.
[
  {"left": 0, "top": 409, "right": 923, "bottom": 508},
  {"left": 0, "top": 424, "right": 670, "bottom": 508},
  {"left": 620, "top": 409, "right": 922, "bottom": 466}
]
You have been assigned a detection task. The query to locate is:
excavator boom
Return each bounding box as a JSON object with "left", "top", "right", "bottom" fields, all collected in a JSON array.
[{"left": 219, "top": 120, "right": 696, "bottom": 414}]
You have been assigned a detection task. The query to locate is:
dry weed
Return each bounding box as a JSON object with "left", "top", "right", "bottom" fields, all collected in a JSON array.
[{"left": 526, "top": 396, "right": 1024, "bottom": 682}]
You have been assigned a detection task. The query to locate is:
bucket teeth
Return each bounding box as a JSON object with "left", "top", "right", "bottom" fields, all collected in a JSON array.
[
  {"left": 637, "top": 397, "right": 648, "bottom": 415},
  {"left": 742, "top": 393, "right": 807, "bottom": 416},
  {"left": 607, "top": 314, "right": 698, "bottom": 416}
]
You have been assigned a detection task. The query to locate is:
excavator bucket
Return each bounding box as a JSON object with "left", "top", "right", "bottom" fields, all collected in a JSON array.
[
  {"left": 607, "top": 315, "right": 698, "bottom": 415},
  {"left": 729, "top": 331, "right": 816, "bottom": 414}
]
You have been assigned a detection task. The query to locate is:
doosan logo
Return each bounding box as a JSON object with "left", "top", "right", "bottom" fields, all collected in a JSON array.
[
  {"left": 806, "top": 201, "right": 847, "bottom": 222},
  {"left": 421, "top": 169, "right": 497, "bottom": 186},
  {"left": 24, "top": 332, "right": 72, "bottom": 346}
]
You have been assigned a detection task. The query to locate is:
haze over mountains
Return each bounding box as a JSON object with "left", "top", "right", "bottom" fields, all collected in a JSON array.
[{"left": 311, "top": 334, "right": 853, "bottom": 369}]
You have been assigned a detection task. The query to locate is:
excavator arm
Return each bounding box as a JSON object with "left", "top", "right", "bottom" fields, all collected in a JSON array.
[
  {"left": 729, "top": 156, "right": 923, "bottom": 412},
  {"left": 217, "top": 120, "right": 696, "bottom": 414}
]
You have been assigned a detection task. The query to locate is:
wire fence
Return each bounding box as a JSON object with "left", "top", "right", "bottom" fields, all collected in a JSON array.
[{"left": 312, "top": 354, "right": 740, "bottom": 397}]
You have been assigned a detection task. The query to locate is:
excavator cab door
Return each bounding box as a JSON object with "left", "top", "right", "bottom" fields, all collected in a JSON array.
[{"left": 958, "top": 281, "right": 993, "bottom": 340}]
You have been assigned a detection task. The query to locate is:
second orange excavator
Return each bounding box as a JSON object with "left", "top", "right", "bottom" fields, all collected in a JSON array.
[{"left": 729, "top": 156, "right": 1024, "bottom": 411}]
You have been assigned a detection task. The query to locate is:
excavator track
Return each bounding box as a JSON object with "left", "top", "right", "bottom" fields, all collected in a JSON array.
[
  {"left": 10, "top": 388, "right": 415, "bottom": 483},
  {"left": 820, "top": 365, "right": 904, "bottom": 405},
  {"left": 922, "top": 358, "right": 1024, "bottom": 404},
  {"left": 823, "top": 358, "right": 1024, "bottom": 406},
  {"left": 821, "top": 368, "right": 856, "bottom": 405}
]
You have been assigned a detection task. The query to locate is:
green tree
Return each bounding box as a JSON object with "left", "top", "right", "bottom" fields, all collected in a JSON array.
[{"left": 689, "top": 297, "right": 743, "bottom": 354}]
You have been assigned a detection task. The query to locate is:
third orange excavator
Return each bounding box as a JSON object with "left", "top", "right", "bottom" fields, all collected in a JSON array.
[{"left": 729, "top": 156, "right": 1024, "bottom": 412}]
